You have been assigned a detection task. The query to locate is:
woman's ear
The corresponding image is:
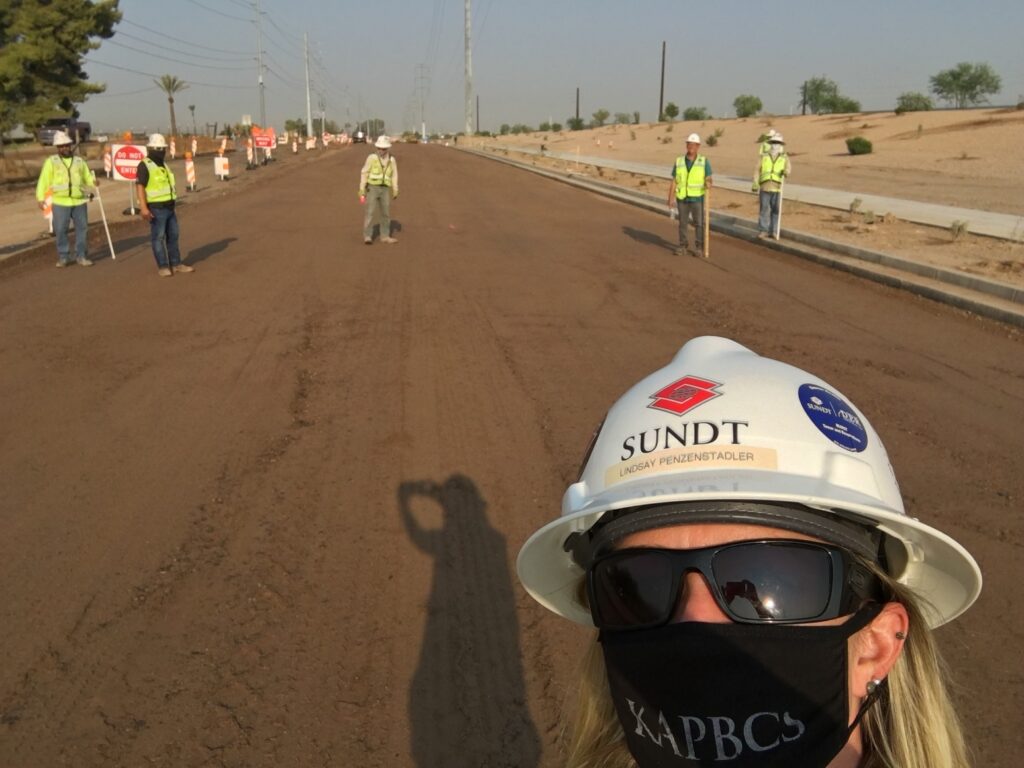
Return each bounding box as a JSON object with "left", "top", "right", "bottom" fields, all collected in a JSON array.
[{"left": 850, "top": 602, "right": 909, "bottom": 698}]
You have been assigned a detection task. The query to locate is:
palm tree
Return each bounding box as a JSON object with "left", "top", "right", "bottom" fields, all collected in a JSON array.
[{"left": 154, "top": 75, "right": 188, "bottom": 139}]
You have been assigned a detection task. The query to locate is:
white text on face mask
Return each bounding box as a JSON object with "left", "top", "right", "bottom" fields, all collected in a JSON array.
[{"left": 626, "top": 699, "right": 806, "bottom": 761}]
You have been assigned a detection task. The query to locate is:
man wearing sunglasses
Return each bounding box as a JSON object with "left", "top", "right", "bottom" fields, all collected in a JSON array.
[{"left": 518, "top": 336, "right": 980, "bottom": 768}]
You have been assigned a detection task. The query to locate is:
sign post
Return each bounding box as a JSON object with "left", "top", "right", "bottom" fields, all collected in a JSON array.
[{"left": 110, "top": 143, "right": 146, "bottom": 215}]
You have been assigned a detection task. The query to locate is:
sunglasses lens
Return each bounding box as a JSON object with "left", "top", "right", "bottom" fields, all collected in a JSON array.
[
  {"left": 713, "top": 543, "right": 834, "bottom": 621},
  {"left": 592, "top": 552, "right": 675, "bottom": 629}
]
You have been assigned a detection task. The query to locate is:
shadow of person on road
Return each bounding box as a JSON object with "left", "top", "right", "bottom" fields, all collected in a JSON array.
[
  {"left": 399, "top": 475, "right": 540, "bottom": 768},
  {"left": 187, "top": 237, "right": 237, "bottom": 266},
  {"left": 622, "top": 225, "right": 676, "bottom": 253}
]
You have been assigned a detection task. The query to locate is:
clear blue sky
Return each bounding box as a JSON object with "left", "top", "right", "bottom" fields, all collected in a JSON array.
[{"left": 79, "top": 0, "right": 1024, "bottom": 135}]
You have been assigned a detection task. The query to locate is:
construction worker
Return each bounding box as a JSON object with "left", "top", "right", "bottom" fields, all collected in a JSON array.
[
  {"left": 136, "top": 134, "right": 193, "bottom": 278},
  {"left": 759, "top": 128, "right": 780, "bottom": 156},
  {"left": 518, "top": 336, "right": 980, "bottom": 768},
  {"left": 359, "top": 136, "right": 399, "bottom": 245},
  {"left": 35, "top": 131, "right": 97, "bottom": 268},
  {"left": 753, "top": 133, "right": 791, "bottom": 239},
  {"left": 667, "top": 133, "right": 712, "bottom": 257}
]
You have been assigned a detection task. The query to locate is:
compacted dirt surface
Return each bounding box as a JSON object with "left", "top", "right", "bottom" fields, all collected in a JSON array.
[{"left": 1, "top": 145, "right": 1022, "bottom": 767}]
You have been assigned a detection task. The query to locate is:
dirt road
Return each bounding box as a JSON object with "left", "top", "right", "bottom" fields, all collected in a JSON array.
[{"left": 1, "top": 145, "right": 1021, "bottom": 767}]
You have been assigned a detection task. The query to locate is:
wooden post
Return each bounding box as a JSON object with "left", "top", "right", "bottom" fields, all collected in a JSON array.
[{"left": 703, "top": 187, "right": 711, "bottom": 259}]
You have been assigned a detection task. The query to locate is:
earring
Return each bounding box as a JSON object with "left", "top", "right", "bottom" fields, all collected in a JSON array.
[
  {"left": 895, "top": 631, "right": 906, "bottom": 640},
  {"left": 866, "top": 678, "right": 885, "bottom": 696}
]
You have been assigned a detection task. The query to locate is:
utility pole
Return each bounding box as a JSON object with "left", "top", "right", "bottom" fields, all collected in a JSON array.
[
  {"left": 576, "top": 87, "right": 580, "bottom": 124},
  {"left": 464, "top": 0, "right": 473, "bottom": 135},
  {"left": 659, "top": 41, "right": 666, "bottom": 121},
  {"left": 304, "top": 33, "right": 313, "bottom": 141},
  {"left": 476, "top": 94, "right": 480, "bottom": 134},
  {"left": 255, "top": 0, "right": 267, "bottom": 160},
  {"left": 416, "top": 64, "right": 429, "bottom": 140}
]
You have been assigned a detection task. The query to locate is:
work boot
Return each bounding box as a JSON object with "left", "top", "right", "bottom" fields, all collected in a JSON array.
[
  {"left": 363, "top": 237, "right": 373, "bottom": 245},
  {"left": 689, "top": 247, "right": 702, "bottom": 258},
  {"left": 77, "top": 257, "right": 94, "bottom": 266},
  {"left": 158, "top": 268, "right": 173, "bottom": 277},
  {"left": 173, "top": 263, "right": 195, "bottom": 273},
  {"left": 56, "top": 260, "right": 69, "bottom": 268},
  {"left": 381, "top": 236, "right": 398, "bottom": 244}
]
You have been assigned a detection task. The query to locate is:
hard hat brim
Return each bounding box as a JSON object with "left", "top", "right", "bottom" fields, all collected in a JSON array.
[{"left": 517, "top": 473, "right": 982, "bottom": 629}]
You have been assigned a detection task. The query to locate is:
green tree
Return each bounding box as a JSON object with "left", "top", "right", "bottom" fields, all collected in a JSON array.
[
  {"left": 499, "top": 123, "right": 510, "bottom": 135},
  {"left": 683, "top": 106, "right": 710, "bottom": 121},
  {"left": 895, "top": 92, "right": 933, "bottom": 114},
  {"left": 830, "top": 95, "right": 861, "bottom": 113},
  {"left": 733, "top": 94, "right": 762, "bottom": 118},
  {"left": 284, "top": 118, "right": 307, "bottom": 135},
  {"left": 154, "top": 74, "right": 188, "bottom": 139},
  {"left": 0, "top": 0, "right": 121, "bottom": 153},
  {"left": 930, "top": 62, "right": 1002, "bottom": 109},
  {"left": 591, "top": 108, "right": 610, "bottom": 126},
  {"left": 801, "top": 76, "right": 839, "bottom": 114},
  {"left": 614, "top": 112, "right": 632, "bottom": 125},
  {"left": 662, "top": 102, "right": 679, "bottom": 121},
  {"left": 633, "top": 110, "right": 640, "bottom": 124},
  {"left": 551, "top": 122, "right": 563, "bottom": 132},
  {"left": 566, "top": 116, "right": 585, "bottom": 131},
  {"left": 538, "top": 121, "right": 551, "bottom": 132}
]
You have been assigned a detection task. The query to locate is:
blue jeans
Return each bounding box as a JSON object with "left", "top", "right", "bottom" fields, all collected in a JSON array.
[
  {"left": 52, "top": 203, "right": 89, "bottom": 263},
  {"left": 149, "top": 206, "right": 181, "bottom": 269},
  {"left": 759, "top": 191, "right": 780, "bottom": 235}
]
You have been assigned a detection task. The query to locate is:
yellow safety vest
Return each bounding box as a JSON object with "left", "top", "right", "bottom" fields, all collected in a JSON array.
[
  {"left": 43, "top": 155, "right": 92, "bottom": 205},
  {"left": 674, "top": 155, "right": 707, "bottom": 199},
  {"left": 759, "top": 154, "right": 787, "bottom": 184},
  {"left": 142, "top": 158, "right": 176, "bottom": 203},
  {"left": 367, "top": 153, "right": 395, "bottom": 187}
]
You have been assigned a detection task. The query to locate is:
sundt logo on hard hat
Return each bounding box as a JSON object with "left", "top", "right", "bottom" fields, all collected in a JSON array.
[{"left": 648, "top": 376, "right": 722, "bottom": 415}]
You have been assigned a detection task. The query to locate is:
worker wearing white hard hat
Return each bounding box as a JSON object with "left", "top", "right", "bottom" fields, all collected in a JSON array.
[
  {"left": 136, "top": 133, "right": 194, "bottom": 277},
  {"left": 35, "top": 130, "right": 98, "bottom": 267},
  {"left": 753, "top": 133, "right": 790, "bottom": 239},
  {"left": 667, "top": 133, "right": 713, "bottom": 257},
  {"left": 518, "top": 336, "right": 980, "bottom": 768},
  {"left": 359, "top": 135, "right": 400, "bottom": 244}
]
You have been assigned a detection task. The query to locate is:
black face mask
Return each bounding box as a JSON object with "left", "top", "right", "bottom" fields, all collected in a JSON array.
[
  {"left": 599, "top": 606, "right": 881, "bottom": 768},
  {"left": 148, "top": 149, "right": 166, "bottom": 164}
]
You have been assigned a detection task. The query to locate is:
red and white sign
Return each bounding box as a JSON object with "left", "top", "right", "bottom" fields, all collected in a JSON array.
[{"left": 110, "top": 143, "right": 147, "bottom": 182}]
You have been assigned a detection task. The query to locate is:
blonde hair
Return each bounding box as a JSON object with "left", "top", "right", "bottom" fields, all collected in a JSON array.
[{"left": 565, "top": 569, "right": 971, "bottom": 768}]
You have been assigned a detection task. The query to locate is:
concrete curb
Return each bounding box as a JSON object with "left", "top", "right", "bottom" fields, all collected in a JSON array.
[{"left": 461, "top": 147, "right": 1024, "bottom": 328}]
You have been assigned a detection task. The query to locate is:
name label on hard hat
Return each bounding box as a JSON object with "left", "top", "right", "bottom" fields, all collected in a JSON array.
[{"left": 798, "top": 384, "right": 867, "bottom": 452}]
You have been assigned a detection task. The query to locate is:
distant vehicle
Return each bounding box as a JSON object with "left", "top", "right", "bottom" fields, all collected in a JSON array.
[
  {"left": 353, "top": 130, "right": 367, "bottom": 143},
  {"left": 36, "top": 117, "right": 91, "bottom": 145}
]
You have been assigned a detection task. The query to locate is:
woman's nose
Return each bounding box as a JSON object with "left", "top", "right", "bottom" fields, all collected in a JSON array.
[{"left": 672, "top": 572, "right": 732, "bottom": 624}]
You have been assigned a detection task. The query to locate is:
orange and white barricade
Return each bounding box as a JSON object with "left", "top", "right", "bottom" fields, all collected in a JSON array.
[
  {"left": 219, "top": 136, "right": 227, "bottom": 156},
  {"left": 191, "top": 136, "right": 198, "bottom": 156},
  {"left": 292, "top": 140, "right": 298, "bottom": 154},
  {"left": 305, "top": 137, "right": 316, "bottom": 150},
  {"left": 245, "top": 139, "right": 254, "bottom": 167},
  {"left": 42, "top": 187, "right": 53, "bottom": 233},
  {"left": 170, "top": 137, "right": 176, "bottom": 159},
  {"left": 185, "top": 152, "right": 197, "bottom": 190},
  {"left": 103, "top": 145, "right": 112, "bottom": 178}
]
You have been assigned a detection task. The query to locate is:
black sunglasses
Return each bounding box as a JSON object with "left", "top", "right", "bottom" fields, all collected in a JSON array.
[{"left": 587, "top": 539, "right": 886, "bottom": 631}]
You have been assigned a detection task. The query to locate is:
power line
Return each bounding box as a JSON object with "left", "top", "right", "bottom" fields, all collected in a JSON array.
[
  {"left": 114, "top": 30, "right": 254, "bottom": 63},
  {"left": 105, "top": 39, "right": 254, "bottom": 70},
  {"left": 183, "top": 0, "right": 252, "bottom": 23},
  {"left": 84, "top": 57, "right": 256, "bottom": 89},
  {"left": 121, "top": 19, "right": 252, "bottom": 55}
]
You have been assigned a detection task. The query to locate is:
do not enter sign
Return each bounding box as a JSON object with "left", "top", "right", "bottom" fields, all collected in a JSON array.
[{"left": 110, "top": 144, "right": 147, "bottom": 182}]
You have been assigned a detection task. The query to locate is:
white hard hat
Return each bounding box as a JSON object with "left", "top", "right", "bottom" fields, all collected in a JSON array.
[
  {"left": 52, "top": 131, "right": 73, "bottom": 147},
  {"left": 686, "top": 133, "right": 701, "bottom": 144},
  {"left": 769, "top": 133, "right": 785, "bottom": 144},
  {"left": 147, "top": 133, "right": 168, "bottom": 149},
  {"left": 766, "top": 129, "right": 779, "bottom": 139},
  {"left": 374, "top": 135, "right": 392, "bottom": 149},
  {"left": 517, "top": 336, "right": 982, "bottom": 629}
]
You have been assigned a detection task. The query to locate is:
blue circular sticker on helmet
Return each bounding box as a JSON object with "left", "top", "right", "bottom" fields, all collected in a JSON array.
[{"left": 798, "top": 384, "right": 868, "bottom": 453}]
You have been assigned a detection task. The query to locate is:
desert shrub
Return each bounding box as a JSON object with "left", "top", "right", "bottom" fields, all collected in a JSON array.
[
  {"left": 566, "top": 117, "right": 585, "bottom": 131},
  {"left": 895, "top": 92, "right": 933, "bottom": 114},
  {"left": 551, "top": 122, "right": 563, "bottom": 132},
  {"left": 951, "top": 220, "right": 969, "bottom": 240},
  {"left": 863, "top": 210, "right": 876, "bottom": 225},
  {"left": 846, "top": 136, "right": 872, "bottom": 155},
  {"left": 538, "top": 121, "right": 551, "bottom": 132},
  {"left": 705, "top": 134, "right": 718, "bottom": 146},
  {"left": 683, "top": 106, "right": 710, "bottom": 121},
  {"left": 614, "top": 112, "right": 632, "bottom": 125},
  {"left": 849, "top": 198, "right": 863, "bottom": 214},
  {"left": 630, "top": 130, "right": 636, "bottom": 141},
  {"left": 665, "top": 123, "right": 673, "bottom": 133},
  {"left": 633, "top": 111, "right": 641, "bottom": 124}
]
